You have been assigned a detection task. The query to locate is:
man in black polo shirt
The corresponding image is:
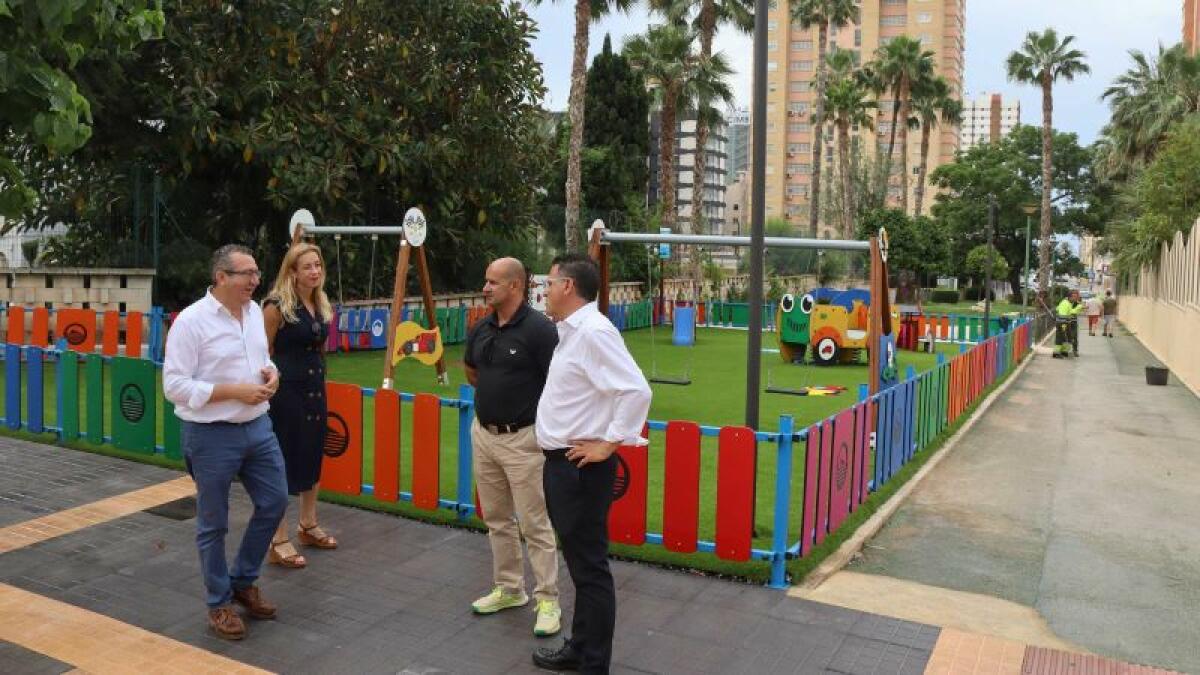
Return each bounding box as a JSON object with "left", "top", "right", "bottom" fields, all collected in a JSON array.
[{"left": 464, "top": 257, "right": 562, "bottom": 637}]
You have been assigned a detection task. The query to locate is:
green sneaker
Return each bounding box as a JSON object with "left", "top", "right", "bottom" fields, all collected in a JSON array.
[
  {"left": 533, "top": 600, "right": 562, "bottom": 637},
  {"left": 471, "top": 586, "right": 529, "bottom": 615}
]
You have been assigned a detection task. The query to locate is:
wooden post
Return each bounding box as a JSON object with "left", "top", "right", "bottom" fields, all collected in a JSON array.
[
  {"left": 588, "top": 226, "right": 609, "bottom": 315},
  {"left": 868, "top": 236, "right": 881, "bottom": 398},
  {"left": 414, "top": 246, "right": 448, "bottom": 384},
  {"left": 381, "top": 242, "right": 411, "bottom": 389}
]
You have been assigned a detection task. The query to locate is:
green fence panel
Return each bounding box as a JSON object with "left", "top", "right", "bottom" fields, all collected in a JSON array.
[
  {"left": 731, "top": 303, "right": 749, "bottom": 327},
  {"left": 85, "top": 354, "right": 104, "bottom": 444},
  {"left": 110, "top": 356, "right": 157, "bottom": 454},
  {"left": 56, "top": 351, "right": 80, "bottom": 442},
  {"left": 163, "top": 398, "right": 182, "bottom": 460}
]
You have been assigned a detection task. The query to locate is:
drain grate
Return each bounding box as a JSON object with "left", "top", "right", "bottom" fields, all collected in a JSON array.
[{"left": 144, "top": 496, "right": 197, "bottom": 521}]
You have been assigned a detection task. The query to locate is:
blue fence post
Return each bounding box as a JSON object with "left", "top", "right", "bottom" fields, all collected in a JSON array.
[
  {"left": 456, "top": 384, "right": 475, "bottom": 521},
  {"left": 905, "top": 364, "right": 916, "bottom": 381},
  {"left": 5, "top": 344, "right": 21, "bottom": 430},
  {"left": 26, "top": 347, "right": 43, "bottom": 434},
  {"left": 769, "top": 414, "right": 795, "bottom": 589},
  {"left": 857, "top": 383, "right": 868, "bottom": 401}
]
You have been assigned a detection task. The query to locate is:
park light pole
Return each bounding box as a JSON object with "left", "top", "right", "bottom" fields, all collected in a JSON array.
[
  {"left": 1020, "top": 203, "right": 1037, "bottom": 310},
  {"left": 985, "top": 196, "right": 997, "bottom": 339}
]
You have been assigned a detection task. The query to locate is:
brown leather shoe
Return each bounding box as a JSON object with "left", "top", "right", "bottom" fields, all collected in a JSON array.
[
  {"left": 208, "top": 605, "right": 246, "bottom": 640},
  {"left": 232, "top": 585, "right": 277, "bottom": 620}
]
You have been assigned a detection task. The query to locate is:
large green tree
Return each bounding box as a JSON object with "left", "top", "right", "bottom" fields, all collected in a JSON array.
[
  {"left": 929, "top": 124, "right": 1097, "bottom": 302},
  {"left": 820, "top": 54, "right": 875, "bottom": 238},
  {"left": 911, "top": 78, "right": 962, "bottom": 218},
  {"left": 0, "top": 0, "right": 164, "bottom": 217},
  {"left": 1006, "top": 28, "right": 1090, "bottom": 306},
  {"left": 873, "top": 36, "right": 935, "bottom": 214},
  {"left": 583, "top": 34, "right": 651, "bottom": 211},
  {"left": 9, "top": 0, "right": 551, "bottom": 307}
]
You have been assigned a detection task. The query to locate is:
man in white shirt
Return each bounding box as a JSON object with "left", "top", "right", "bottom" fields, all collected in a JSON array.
[
  {"left": 531, "top": 253, "right": 652, "bottom": 674},
  {"left": 163, "top": 244, "right": 288, "bottom": 641}
]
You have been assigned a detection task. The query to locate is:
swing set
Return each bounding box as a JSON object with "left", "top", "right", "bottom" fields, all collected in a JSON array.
[{"left": 288, "top": 208, "right": 448, "bottom": 389}]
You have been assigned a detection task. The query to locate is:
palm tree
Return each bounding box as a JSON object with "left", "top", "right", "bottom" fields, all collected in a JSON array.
[
  {"left": 792, "top": 0, "right": 860, "bottom": 237},
  {"left": 822, "top": 71, "right": 875, "bottom": 238},
  {"left": 1099, "top": 44, "right": 1200, "bottom": 180},
  {"left": 533, "top": 0, "right": 635, "bottom": 251},
  {"left": 651, "top": 0, "right": 753, "bottom": 239},
  {"left": 1007, "top": 28, "right": 1090, "bottom": 306},
  {"left": 911, "top": 78, "right": 962, "bottom": 217},
  {"left": 873, "top": 36, "right": 935, "bottom": 215},
  {"left": 624, "top": 24, "right": 733, "bottom": 240}
]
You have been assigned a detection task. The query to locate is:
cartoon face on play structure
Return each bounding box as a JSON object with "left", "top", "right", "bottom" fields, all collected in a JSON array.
[
  {"left": 878, "top": 333, "right": 898, "bottom": 387},
  {"left": 778, "top": 293, "right": 813, "bottom": 345}
]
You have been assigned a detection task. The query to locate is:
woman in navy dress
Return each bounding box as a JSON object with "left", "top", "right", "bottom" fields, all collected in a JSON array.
[{"left": 262, "top": 242, "right": 338, "bottom": 568}]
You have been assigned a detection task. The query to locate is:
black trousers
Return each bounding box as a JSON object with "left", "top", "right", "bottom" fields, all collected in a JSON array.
[{"left": 543, "top": 452, "right": 617, "bottom": 675}]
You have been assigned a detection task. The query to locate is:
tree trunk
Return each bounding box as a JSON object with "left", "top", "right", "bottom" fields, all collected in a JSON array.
[
  {"left": 563, "top": 0, "right": 591, "bottom": 252},
  {"left": 914, "top": 120, "right": 931, "bottom": 216},
  {"left": 881, "top": 78, "right": 904, "bottom": 209},
  {"left": 839, "top": 119, "right": 854, "bottom": 239},
  {"left": 661, "top": 92, "right": 679, "bottom": 234},
  {"left": 690, "top": 0, "right": 717, "bottom": 291},
  {"left": 897, "top": 84, "right": 911, "bottom": 214},
  {"left": 1037, "top": 75, "right": 1054, "bottom": 309},
  {"left": 809, "top": 23, "right": 829, "bottom": 238}
]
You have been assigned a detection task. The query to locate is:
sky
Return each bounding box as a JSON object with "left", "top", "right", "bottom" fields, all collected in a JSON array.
[{"left": 524, "top": 0, "right": 1183, "bottom": 145}]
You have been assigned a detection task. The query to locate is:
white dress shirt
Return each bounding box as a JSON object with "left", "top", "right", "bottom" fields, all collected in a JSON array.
[
  {"left": 536, "top": 302, "right": 652, "bottom": 450},
  {"left": 163, "top": 290, "right": 276, "bottom": 423}
]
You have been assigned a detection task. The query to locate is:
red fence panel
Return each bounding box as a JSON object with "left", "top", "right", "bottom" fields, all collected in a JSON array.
[
  {"left": 101, "top": 311, "right": 120, "bottom": 356},
  {"left": 714, "top": 426, "right": 756, "bottom": 561},
  {"left": 57, "top": 308, "right": 96, "bottom": 353},
  {"left": 662, "top": 421, "right": 701, "bottom": 553},
  {"left": 411, "top": 393, "right": 441, "bottom": 510},
  {"left": 30, "top": 308, "right": 49, "bottom": 347},
  {"left": 800, "top": 424, "right": 821, "bottom": 556},
  {"left": 827, "top": 409, "right": 856, "bottom": 533},
  {"left": 608, "top": 443, "right": 648, "bottom": 545},
  {"left": 6, "top": 306, "right": 23, "bottom": 345},
  {"left": 814, "top": 418, "right": 835, "bottom": 547},
  {"left": 321, "top": 382, "right": 363, "bottom": 495},
  {"left": 373, "top": 388, "right": 401, "bottom": 502},
  {"left": 125, "top": 311, "right": 143, "bottom": 358}
]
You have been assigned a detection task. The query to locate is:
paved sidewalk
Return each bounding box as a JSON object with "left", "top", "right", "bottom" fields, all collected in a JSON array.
[{"left": 841, "top": 328, "right": 1200, "bottom": 673}]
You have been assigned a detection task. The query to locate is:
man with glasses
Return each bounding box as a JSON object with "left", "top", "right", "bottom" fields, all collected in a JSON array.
[
  {"left": 464, "top": 257, "right": 562, "bottom": 637},
  {"left": 163, "top": 244, "right": 288, "bottom": 640},
  {"left": 532, "top": 253, "right": 652, "bottom": 674}
]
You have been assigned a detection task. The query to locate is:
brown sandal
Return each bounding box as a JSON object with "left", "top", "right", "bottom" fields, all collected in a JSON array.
[
  {"left": 297, "top": 522, "right": 338, "bottom": 550},
  {"left": 267, "top": 539, "right": 307, "bottom": 568}
]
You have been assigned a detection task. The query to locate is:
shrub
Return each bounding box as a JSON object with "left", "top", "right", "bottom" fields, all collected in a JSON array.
[{"left": 930, "top": 289, "right": 960, "bottom": 304}]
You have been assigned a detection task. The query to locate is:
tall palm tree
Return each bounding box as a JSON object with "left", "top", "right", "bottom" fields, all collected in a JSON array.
[
  {"left": 651, "top": 0, "right": 753, "bottom": 239},
  {"left": 822, "top": 72, "right": 875, "bottom": 238},
  {"left": 534, "top": 0, "right": 635, "bottom": 251},
  {"left": 911, "top": 78, "right": 962, "bottom": 217},
  {"left": 792, "top": 0, "right": 860, "bottom": 237},
  {"left": 1099, "top": 44, "right": 1200, "bottom": 180},
  {"left": 1007, "top": 28, "right": 1090, "bottom": 306},
  {"left": 625, "top": 25, "right": 733, "bottom": 237},
  {"left": 873, "top": 36, "right": 935, "bottom": 215}
]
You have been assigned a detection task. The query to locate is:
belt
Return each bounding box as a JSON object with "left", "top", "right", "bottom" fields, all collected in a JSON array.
[
  {"left": 542, "top": 447, "right": 571, "bottom": 458},
  {"left": 481, "top": 421, "right": 533, "bottom": 435}
]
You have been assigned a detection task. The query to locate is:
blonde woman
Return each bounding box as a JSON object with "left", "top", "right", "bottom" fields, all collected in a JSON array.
[{"left": 262, "top": 243, "right": 338, "bottom": 568}]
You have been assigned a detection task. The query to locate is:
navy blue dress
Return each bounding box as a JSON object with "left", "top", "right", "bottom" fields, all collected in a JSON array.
[{"left": 265, "top": 300, "right": 329, "bottom": 495}]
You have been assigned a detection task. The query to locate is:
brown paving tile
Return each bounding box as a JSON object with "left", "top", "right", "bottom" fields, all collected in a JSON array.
[
  {"left": 1020, "top": 647, "right": 1181, "bottom": 675},
  {"left": 0, "top": 582, "right": 270, "bottom": 674},
  {"left": 0, "top": 476, "right": 194, "bottom": 554}
]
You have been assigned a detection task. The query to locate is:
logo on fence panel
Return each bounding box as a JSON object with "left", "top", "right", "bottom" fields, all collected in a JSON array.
[
  {"left": 612, "top": 452, "right": 631, "bottom": 500},
  {"left": 64, "top": 323, "right": 87, "bottom": 346},
  {"left": 119, "top": 384, "right": 146, "bottom": 423},
  {"left": 324, "top": 412, "right": 350, "bottom": 458},
  {"left": 835, "top": 441, "right": 850, "bottom": 490}
]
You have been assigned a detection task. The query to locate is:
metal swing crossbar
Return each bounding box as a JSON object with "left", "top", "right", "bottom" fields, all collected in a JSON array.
[{"left": 600, "top": 231, "right": 871, "bottom": 251}]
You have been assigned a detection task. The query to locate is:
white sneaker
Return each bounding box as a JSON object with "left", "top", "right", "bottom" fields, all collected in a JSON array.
[
  {"left": 471, "top": 586, "right": 529, "bottom": 614},
  {"left": 533, "top": 599, "right": 562, "bottom": 637}
]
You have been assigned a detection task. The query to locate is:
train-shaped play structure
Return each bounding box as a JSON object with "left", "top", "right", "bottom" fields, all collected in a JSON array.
[{"left": 776, "top": 288, "right": 899, "bottom": 366}]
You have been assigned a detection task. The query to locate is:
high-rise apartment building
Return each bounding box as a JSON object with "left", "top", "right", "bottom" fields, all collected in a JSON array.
[
  {"left": 959, "top": 92, "right": 1021, "bottom": 150},
  {"left": 726, "top": 108, "right": 751, "bottom": 184},
  {"left": 1186, "top": 0, "right": 1199, "bottom": 55},
  {"left": 758, "top": 0, "right": 965, "bottom": 236},
  {"left": 648, "top": 112, "right": 729, "bottom": 234}
]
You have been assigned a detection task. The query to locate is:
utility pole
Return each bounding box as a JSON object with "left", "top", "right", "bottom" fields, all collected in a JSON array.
[{"left": 985, "top": 196, "right": 996, "bottom": 339}]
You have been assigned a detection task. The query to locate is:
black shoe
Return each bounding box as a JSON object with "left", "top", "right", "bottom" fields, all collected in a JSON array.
[{"left": 533, "top": 640, "right": 581, "bottom": 671}]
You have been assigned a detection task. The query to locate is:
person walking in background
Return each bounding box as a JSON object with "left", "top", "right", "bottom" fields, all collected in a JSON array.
[
  {"left": 163, "top": 244, "right": 288, "bottom": 640},
  {"left": 262, "top": 242, "right": 338, "bottom": 569},
  {"left": 1102, "top": 290, "right": 1118, "bottom": 338},
  {"left": 532, "top": 253, "right": 652, "bottom": 674},
  {"left": 464, "top": 257, "right": 562, "bottom": 637},
  {"left": 1085, "top": 293, "right": 1103, "bottom": 336}
]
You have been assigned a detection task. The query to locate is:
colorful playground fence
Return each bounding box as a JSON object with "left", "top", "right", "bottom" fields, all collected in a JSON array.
[
  {"left": 896, "top": 312, "right": 1020, "bottom": 349},
  {"left": 1, "top": 304, "right": 167, "bottom": 362},
  {"left": 0, "top": 317, "right": 1033, "bottom": 588}
]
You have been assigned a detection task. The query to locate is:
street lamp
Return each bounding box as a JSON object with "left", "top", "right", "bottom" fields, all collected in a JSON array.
[{"left": 1020, "top": 203, "right": 1038, "bottom": 309}]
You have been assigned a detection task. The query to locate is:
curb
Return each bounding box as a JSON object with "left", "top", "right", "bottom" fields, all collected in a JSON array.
[{"left": 796, "top": 332, "right": 1049, "bottom": 590}]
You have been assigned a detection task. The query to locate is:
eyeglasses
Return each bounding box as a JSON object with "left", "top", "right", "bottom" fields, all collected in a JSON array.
[
  {"left": 546, "top": 276, "right": 571, "bottom": 286},
  {"left": 225, "top": 268, "right": 261, "bottom": 280}
]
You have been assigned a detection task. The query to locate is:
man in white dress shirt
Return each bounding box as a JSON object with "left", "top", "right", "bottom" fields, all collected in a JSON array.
[
  {"left": 163, "top": 244, "right": 288, "bottom": 641},
  {"left": 531, "top": 253, "right": 652, "bottom": 674}
]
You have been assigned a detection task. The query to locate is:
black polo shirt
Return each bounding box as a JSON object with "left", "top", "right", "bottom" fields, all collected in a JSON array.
[{"left": 464, "top": 303, "right": 558, "bottom": 427}]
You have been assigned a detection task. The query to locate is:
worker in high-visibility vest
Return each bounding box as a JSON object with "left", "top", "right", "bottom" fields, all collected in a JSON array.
[{"left": 1053, "top": 290, "right": 1085, "bottom": 358}]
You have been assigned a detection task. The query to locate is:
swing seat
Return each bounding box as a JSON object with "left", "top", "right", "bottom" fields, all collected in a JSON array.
[
  {"left": 649, "top": 375, "right": 692, "bottom": 386},
  {"left": 765, "top": 385, "right": 810, "bottom": 396}
]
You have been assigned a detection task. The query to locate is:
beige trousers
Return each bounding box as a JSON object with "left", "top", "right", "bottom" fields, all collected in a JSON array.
[{"left": 471, "top": 419, "right": 558, "bottom": 602}]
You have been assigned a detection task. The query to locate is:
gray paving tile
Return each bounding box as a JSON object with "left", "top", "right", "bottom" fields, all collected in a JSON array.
[{"left": 0, "top": 639, "right": 73, "bottom": 674}]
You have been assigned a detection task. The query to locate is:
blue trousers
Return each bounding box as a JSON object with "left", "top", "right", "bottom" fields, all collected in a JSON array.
[{"left": 181, "top": 415, "right": 288, "bottom": 608}]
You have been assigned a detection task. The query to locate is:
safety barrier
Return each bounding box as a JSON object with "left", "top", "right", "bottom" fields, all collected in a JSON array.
[
  {"left": 1, "top": 304, "right": 166, "bottom": 361},
  {"left": 326, "top": 305, "right": 471, "bottom": 352},
  {"left": 896, "top": 312, "right": 1020, "bottom": 349},
  {"left": 0, "top": 317, "right": 1032, "bottom": 588}
]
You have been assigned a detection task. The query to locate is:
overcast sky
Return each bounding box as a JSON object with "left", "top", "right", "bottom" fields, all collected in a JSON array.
[{"left": 524, "top": 0, "right": 1182, "bottom": 145}]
